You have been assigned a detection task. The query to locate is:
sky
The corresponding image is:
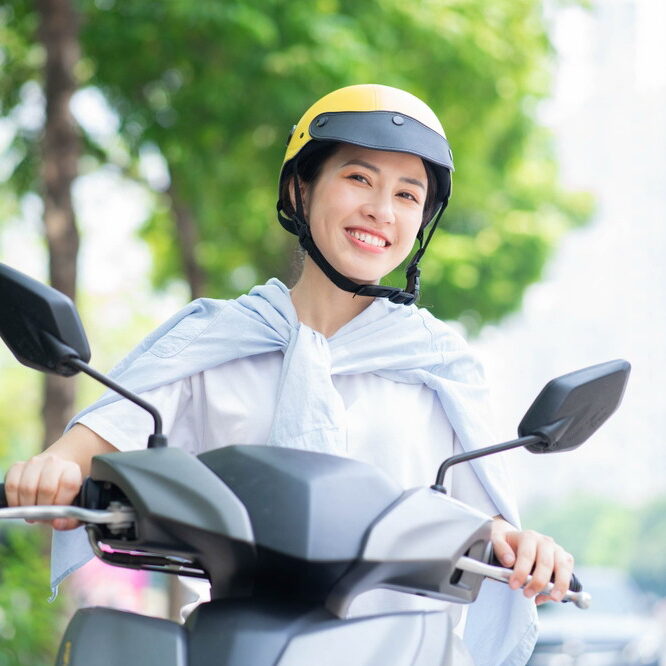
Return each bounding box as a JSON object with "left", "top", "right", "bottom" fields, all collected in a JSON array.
[{"left": 1, "top": 0, "right": 663, "bottom": 509}]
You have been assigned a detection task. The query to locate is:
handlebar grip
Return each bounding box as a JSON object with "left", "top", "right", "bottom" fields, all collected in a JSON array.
[
  {"left": 0, "top": 479, "right": 92, "bottom": 510},
  {"left": 568, "top": 571, "right": 583, "bottom": 593},
  {"left": 490, "top": 553, "right": 583, "bottom": 598}
]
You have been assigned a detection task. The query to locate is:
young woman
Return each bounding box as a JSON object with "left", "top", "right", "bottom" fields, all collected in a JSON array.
[{"left": 5, "top": 84, "right": 574, "bottom": 664}]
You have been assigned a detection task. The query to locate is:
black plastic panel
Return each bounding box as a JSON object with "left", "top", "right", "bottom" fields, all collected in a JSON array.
[
  {"left": 186, "top": 598, "right": 451, "bottom": 666},
  {"left": 57, "top": 607, "right": 186, "bottom": 665},
  {"left": 198, "top": 446, "right": 403, "bottom": 561},
  {"left": 90, "top": 447, "right": 256, "bottom": 596},
  {"left": 0, "top": 262, "right": 90, "bottom": 375},
  {"left": 519, "top": 359, "right": 630, "bottom": 453}
]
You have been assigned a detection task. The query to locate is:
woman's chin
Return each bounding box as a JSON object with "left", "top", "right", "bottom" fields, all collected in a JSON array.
[{"left": 342, "top": 273, "right": 382, "bottom": 286}]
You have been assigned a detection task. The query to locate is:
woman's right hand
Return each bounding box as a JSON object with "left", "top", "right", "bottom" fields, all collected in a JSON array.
[{"left": 4, "top": 453, "right": 83, "bottom": 530}]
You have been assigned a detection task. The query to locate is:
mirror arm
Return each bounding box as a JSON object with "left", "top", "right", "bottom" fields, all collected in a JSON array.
[
  {"left": 431, "top": 434, "right": 544, "bottom": 494},
  {"left": 40, "top": 329, "right": 166, "bottom": 449},
  {"left": 65, "top": 357, "right": 166, "bottom": 448}
]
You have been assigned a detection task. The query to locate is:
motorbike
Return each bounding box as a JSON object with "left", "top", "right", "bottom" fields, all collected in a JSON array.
[{"left": 0, "top": 263, "right": 631, "bottom": 665}]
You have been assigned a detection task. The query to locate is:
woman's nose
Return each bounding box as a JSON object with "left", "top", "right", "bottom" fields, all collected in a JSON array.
[{"left": 361, "top": 191, "right": 395, "bottom": 225}]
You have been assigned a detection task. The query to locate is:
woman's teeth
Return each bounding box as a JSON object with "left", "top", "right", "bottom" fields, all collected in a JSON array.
[{"left": 348, "top": 230, "right": 387, "bottom": 247}]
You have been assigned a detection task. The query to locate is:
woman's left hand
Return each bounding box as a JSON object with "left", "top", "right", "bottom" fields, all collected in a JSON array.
[{"left": 490, "top": 517, "right": 575, "bottom": 605}]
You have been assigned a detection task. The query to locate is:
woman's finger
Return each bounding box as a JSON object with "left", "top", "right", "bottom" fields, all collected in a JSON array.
[
  {"left": 509, "top": 530, "right": 538, "bottom": 590},
  {"left": 491, "top": 526, "right": 517, "bottom": 567},
  {"left": 550, "top": 547, "right": 575, "bottom": 602},
  {"left": 17, "top": 458, "right": 45, "bottom": 507},
  {"left": 52, "top": 517, "right": 81, "bottom": 531},
  {"left": 523, "top": 538, "right": 555, "bottom": 598},
  {"left": 35, "top": 458, "right": 63, "bottom": 506},
  {"left": 50, "top": 463, "right": 82, "bottom": 530},
  {"left": 4, "top": 461, "right": 26, "bottom": 507},
  {"left": 51, "top": 462, "right": 82, "bottom": 507}
]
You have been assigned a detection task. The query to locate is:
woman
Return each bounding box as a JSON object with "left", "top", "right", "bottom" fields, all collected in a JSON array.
[{"left": 5, "top": 84, "right": 573, "bottom": 664}]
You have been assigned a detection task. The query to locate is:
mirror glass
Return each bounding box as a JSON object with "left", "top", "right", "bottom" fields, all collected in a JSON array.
[
  {"left": 519, "top": 359, "right": 630, "bottom": 454},
  {"left": 0, "top": 263, "right": 90, "bottom": 376}
]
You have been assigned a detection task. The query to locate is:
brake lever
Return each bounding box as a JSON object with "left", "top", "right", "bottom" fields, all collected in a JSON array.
[
  {"left": 0, "top": 503, "right": 135, "bottom": 532},
  {"left": 455, "top": 556, "right": 591, "bottom": 609}
]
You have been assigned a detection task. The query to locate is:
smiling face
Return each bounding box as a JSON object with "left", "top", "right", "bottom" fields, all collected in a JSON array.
[{"left": 297, "top": 144, "right": 428, "bottom": 284}]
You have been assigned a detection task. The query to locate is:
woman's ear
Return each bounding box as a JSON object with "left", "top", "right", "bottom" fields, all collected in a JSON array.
[{"left": 288, "top": 176, "right": 310, "bottom": 217}]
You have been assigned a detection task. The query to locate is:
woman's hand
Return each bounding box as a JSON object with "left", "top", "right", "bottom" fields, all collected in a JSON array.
[
  {"left": 491, "top": 517, "right": 575, "bottom": 605},
  {"left": 3, "top": 424, "right": 117, "bottom": 530},
  {"left": 4, "top": 453, "right": 83, "bottom": 530}
]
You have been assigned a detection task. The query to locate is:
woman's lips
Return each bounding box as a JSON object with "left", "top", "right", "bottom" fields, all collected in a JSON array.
[{"left": 345, "top": 228, "right": 390, "bottom": 254}]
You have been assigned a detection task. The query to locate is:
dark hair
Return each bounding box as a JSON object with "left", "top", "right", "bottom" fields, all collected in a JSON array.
[{"left": 279, "top": 141, "right": 440, "bottom": 226}]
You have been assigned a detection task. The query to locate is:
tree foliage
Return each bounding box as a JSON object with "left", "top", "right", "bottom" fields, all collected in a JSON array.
[
  {"left": 524, "top": 494, "right": 666, "bottom": 597},
  {"left": 1, "top": 0, "right": 592, "bottom": 331},
  {"left": 0, "top": 526, "right": 66, "bottom": 666}
]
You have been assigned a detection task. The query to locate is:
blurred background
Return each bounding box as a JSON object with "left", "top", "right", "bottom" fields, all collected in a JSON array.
[{"left": 0, "top": 0, "right": 664, "bottom": 663}]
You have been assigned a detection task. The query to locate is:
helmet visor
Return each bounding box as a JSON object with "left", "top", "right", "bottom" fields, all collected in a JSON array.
[{"left": 309, "top": 111, "right": 453, "bottom": 169}]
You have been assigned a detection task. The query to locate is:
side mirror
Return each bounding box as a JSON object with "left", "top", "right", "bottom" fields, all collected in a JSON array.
[
  {"left": 518, "top": 359, "right": 631, "bottom": 454},
  {"left": 0, "top": 263, "right": 90, "bottom": 376},
  {"left": 432, "top": 359, "right": 631, "bottom": 493},
  {"left": 0, "top": 263, "right": 167, "bottom": 447}
]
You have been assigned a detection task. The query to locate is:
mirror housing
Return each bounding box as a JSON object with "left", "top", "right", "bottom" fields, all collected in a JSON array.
[
  {"left": 518, "top": 359, "right": 631, "bottom": 454},
  {"left": 0, "top": 263, "right": 90, "bottom": 376}
]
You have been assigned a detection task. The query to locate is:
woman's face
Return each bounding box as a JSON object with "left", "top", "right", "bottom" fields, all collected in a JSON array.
[{"left": 299, "top": 144, "right": 427, "bottom": 284}]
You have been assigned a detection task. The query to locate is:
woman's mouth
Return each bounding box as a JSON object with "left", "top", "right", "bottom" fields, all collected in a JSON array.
[{"left": 345, "top": 228, "right": 390, "bottom": 253}]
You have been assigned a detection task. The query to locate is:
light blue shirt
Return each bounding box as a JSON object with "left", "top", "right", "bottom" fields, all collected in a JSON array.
[{"left": 53, "top": 278, "right": 537, "bottom": 665}]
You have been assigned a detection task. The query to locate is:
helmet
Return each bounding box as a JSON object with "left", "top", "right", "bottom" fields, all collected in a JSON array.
[{"left": 277, "top": 84, "right": 454, "bottom": 305}]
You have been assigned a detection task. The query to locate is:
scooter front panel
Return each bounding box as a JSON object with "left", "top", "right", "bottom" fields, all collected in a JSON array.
[{"left": 56, "top": 607, "right": 187, "bottom": 666}]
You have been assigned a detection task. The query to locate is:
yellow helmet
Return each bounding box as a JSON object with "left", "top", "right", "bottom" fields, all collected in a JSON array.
[{"left": 276, "top": 84, "right": 454, "bottom": 305}]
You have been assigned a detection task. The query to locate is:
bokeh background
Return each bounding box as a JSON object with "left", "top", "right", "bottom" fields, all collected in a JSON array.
[{"left": 1, "top": 0, "right": 664, "bottom": 663}]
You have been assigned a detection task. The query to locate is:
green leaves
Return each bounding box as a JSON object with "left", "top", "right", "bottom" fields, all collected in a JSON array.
[
  {"left": 0, "top": 526, "right": 66, "bottom": 666},
  {"left": 1, "top": 0, "right": 593, "bottom": 326},
  {"left": 524, "top": 493, "right": 666, "bottom": 597},
  {"left": 80, "top": 0, "right": 592, "bottom": 322}
]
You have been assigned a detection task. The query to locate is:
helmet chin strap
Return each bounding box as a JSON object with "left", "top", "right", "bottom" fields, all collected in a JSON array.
[{"left": 283, "top": 168, "right": 444, "bottom": 307}]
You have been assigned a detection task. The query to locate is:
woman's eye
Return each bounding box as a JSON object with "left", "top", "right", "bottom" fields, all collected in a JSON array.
[
  {"left": 398, "top": 191, "right": 419, "bottom": 203},
  {"left": 348, "top": 174, "right": 369, "bottom": 184}
]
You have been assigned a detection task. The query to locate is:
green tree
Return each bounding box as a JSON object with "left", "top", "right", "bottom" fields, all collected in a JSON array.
[
  {"left": 0, "top": 0, "right": 84, "bottom": 448},
  {"left": 0, "top": 0, "right": 594, "bottom": 656},
  {"left": 0, "top": 526, "right": 66, "bottom": 666},
  {"left": 76, "top": 0, "right": 588, "bottom": 327},
  {"left": 629, "top": 497, "right": 666, "bottom": 596},
  {"left": 524, "top": 493, "right": 666, "bottom": 597},
  {"left": 2, "top": 1, "right": 593, "bottom": 325}
]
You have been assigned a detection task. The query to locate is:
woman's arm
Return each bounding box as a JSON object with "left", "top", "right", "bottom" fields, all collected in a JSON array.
[
  {"left": 3, "top": 423, "right": 118, "bottom": 530},
  {"left": 491, "top": 516, "right": 575, "bottom": 605}
]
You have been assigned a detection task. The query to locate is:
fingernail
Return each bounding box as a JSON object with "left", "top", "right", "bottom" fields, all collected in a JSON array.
[
  {"left": 502, "top": 554, "right": 513, "bottom": 566},
  {"left": 551, "top": 590, "right": 562, "bottom": 602}
]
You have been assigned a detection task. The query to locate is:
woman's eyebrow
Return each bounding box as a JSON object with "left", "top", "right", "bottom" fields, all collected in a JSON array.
[{"left": 341, "top": 159, "right": 426, "bottom": 191}]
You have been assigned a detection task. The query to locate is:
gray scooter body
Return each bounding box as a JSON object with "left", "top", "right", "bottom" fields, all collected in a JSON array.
[
  {"left": 58, "top": 445, "right": 491, "bottom": 665},
  {"left": 58, "top": 600, "right": 456, "bottom": 665}
]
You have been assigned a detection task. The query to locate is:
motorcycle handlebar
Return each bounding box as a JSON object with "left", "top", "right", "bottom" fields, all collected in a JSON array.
[
  {"left": 490, "top": 553, "right": 583, "bottom": 594},
  {"left": 459, "top": 555, "right": 589, "bottom": 608},
  {"left": 0, "top": 480, "right": 586, "bottom": 607},
  {"left": 0, "top": 479, "right": 93, "bottom": 510}
]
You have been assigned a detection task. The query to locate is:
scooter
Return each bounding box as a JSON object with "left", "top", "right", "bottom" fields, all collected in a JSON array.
[{"left": 0, "top": 263, "right": 630, "bottom": 665}]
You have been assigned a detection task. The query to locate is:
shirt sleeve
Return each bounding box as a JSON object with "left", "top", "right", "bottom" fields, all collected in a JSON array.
[
  {"left": 449, "top": 435, "right": 499, "bottom": 517},
  {"left": 76, "top": 376, "right": 199, "bottom": 454}
]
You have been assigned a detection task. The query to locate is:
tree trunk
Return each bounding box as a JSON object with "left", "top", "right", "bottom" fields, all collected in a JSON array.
[
  {"left": 36, "top": 0, "right": 81, "bottom": 450},
  {"left": 168, "top": 183, "right": 207, "bottom": 299}
]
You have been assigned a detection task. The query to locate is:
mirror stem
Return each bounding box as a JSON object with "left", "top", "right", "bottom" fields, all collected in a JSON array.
[
  {"left": 432, "top": 434, "right": 544, "bottom": 494},
  {"left": 66, "top": 357, "right": 165, "bottom": 447}
]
